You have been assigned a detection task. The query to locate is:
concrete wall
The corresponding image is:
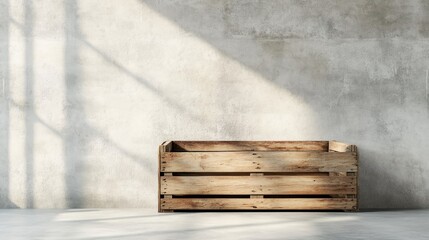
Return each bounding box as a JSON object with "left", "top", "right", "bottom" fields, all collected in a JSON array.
[{"left": 0, "top": 0, "right": 428, "bottom": 208}]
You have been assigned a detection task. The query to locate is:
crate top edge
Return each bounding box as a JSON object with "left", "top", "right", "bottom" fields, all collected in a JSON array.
[
  {"left": 161, "top": 141, "right": 357, "bottom": 153},
  {"left": 164, "top": 140, "right": 330, "bottom": 143},
  {"left": 162, "top": 141, "right": 355, "bottom": 146}
]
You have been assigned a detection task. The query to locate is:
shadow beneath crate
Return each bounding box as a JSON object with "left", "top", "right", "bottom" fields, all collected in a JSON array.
[
  {"left": 358, "top": 208, "right": 422, "bottom": 213},
  {"left": 170, "top": 210, "right": 348, "bottom": 213}
]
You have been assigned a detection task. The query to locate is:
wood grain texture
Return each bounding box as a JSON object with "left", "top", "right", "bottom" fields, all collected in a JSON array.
[
  {"left": 161, "top": 176, "right": 356, "bottom": 195},
  {"left": 161, "top": 152, "right": 357, "bottom": 172},
  {"left": 161, "top": 198, "right": 357, "bottom": 210},
  {"left": 173, "top": 141, "right": 328, "bottom": 152}
]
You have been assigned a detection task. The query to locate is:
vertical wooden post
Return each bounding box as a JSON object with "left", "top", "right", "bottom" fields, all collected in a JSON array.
[
  {"left": 328, "top": 141, "right": 358, "bottom": 211},
  {"left": 158, "top": 143, "right": 163, "bottom": 212},
  {"left": 159, "top": 141, "right": 173, "bottom": 212}
]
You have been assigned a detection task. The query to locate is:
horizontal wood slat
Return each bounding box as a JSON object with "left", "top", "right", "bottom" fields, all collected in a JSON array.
[
  {"left": 173, "top": 141, "right": 328, "bottom": 152},
  {"left": 161, "top": 152, "right": 357, "bottom": 172},
  {"left": 161, "top": 198, "right": 357, "bottom": 210},
  {"left": 161, "top": 176, "right": 356, "bottom": 195}
]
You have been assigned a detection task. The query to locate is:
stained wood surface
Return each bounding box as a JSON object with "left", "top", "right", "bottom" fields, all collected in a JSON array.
[
  {"left": 173, "top": 141, "right": 328, "bottom": 152},
  {"left": 161, "top": 152, "right": 357, "bottom": 172},
  {"left": 161, "top": 198, "right": 356, "bottom": 210},
  {"left": 161, "top": 176, "right": 356, "bottom": 195}
]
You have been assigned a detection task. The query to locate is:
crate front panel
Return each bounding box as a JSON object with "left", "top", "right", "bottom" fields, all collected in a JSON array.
[{"left": 159, "top": 141, "right": 358, "bottom": 211}]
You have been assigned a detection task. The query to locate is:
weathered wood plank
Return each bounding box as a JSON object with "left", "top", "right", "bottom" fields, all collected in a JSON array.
[
  {"left": 161, "top": 198, "right": 357, "bottom": 210},
  {"left": 173, "top": 141, "right": 328, "bottom": 152},
  {"left": 161, "top": 152, "right": 357, "bottom": 172},
  {"left": 329, "top": 141, "right": 357, "bottom": 152},
  {"left": 161, "top": 176, "right": 356, "bottom": 195},
  {"left": 329, "top": 172, "right": 347, "bottom": 198}
]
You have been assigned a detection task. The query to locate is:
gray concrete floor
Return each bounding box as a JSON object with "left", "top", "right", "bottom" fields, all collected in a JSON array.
[{"left": 0, "top": 209, "right": 428, "bottom": 240}]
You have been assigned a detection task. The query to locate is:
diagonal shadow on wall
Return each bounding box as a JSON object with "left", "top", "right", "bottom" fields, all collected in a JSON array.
[
  {"left": 64, "top": 0, "right": 86, "bottom": 208},
  {"left": 0, "top": 0, "right": 16, "bottom": 208},
  {"left": 23, "top": 0, "right": 35, "bottom": 209},
  {"left": 140, "top": 0, "right": 429, "bottom": 209}
]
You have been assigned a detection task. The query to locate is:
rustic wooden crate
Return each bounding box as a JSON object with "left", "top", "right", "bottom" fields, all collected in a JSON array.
[{"left": 158, "top": 141, "right": 358, "bottom": 212}]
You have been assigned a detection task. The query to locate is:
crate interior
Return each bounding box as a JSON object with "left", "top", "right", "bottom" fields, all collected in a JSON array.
[{"left": 170, "top": 141, "right": 330, "bottom": 152}]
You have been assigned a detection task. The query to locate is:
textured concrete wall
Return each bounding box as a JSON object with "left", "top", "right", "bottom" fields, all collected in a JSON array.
[{"left": 0, "top": 0, "right": 428, "bottom": 208}]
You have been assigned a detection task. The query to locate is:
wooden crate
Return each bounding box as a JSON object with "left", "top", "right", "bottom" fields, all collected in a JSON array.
[{"left": 158, "top": 141, "right": 358, "bottom": 212}]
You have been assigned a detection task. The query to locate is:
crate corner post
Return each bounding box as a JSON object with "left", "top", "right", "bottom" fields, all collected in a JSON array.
[{"left": 159, "top": 141, "right": 173, "bottom": 213}]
